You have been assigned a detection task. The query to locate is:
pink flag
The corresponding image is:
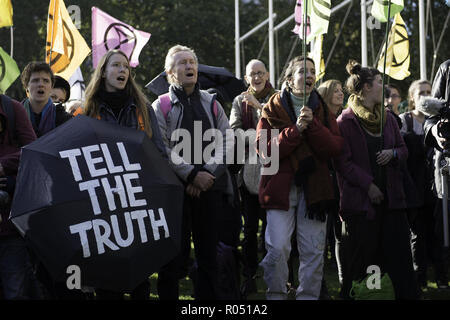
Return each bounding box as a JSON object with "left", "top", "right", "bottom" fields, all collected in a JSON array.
[
  {"left": 292, "top": 0, "right": 310, "bottom": 39},
  {"left": 92, "top": 7, "right": 151, "bottom": 68}
]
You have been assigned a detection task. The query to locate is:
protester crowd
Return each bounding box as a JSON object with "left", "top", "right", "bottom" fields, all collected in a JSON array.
[{"left": 0, "top": 44, "right": 449, "bottom": 300}]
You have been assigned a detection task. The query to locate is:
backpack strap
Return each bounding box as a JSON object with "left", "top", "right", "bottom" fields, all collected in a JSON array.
[
  {"left": 210, "top": 96, "right": 219, "bottom": 128},
  {"left": 73, "top": 106, "right": 83, "bottom": 116},
  {"left": 136, "top": 109, "right": 145, "bottom": 131},
  {"left": 1, "top": 94, "right": 16, "bottom": 145},
  {"left": 213, "top": 100, "right": 218, "bottom": 117},
  {"left": 405, "top": 112, "right": 414, "bottom": 133},
  {"left": 159, "top": 93, "right": 172, "bottom": 121}
]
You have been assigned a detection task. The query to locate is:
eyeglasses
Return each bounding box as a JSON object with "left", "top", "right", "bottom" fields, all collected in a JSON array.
[
  {"left": 248, "top": 71, "right": 266, "bottom": 78},
  {"left": 389, "top": 94, "right": 401, "bottom": 99}
]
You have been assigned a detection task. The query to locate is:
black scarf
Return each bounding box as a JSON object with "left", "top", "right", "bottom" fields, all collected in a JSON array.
[{"left": 98, "top": 88, "right": 130, "bottom": 119}]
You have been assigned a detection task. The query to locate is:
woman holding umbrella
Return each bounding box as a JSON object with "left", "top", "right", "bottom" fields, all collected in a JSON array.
[
  {"left": 82, "top": 49, "right": 166, "bottom": 299},
  {"left": 256, "top": 55, "right": 343, "bottom": 300},
  {"left": 334, "top": 60, "right": 418, "bottom": 299}
]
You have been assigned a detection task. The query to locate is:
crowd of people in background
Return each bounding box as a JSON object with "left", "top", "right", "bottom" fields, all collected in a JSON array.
[{"left": 0, "top": 43, "right": 449, "bottom": 300}]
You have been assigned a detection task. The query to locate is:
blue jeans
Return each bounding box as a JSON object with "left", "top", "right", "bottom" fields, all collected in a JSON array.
[{"left": 0, "top": 235, "right": 36, "bottom": 299}]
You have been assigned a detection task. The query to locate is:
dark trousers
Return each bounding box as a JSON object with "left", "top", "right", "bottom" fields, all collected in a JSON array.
[
  {"left": 157, "top": 190, "right": 221, "bottom": 300},
  {"left": 340, "top": 208, "right": 419, "bottom": 300},
  {"left": 240, "top": 186, "right": 266, "bottom": 278},
  {"left": 407, "top": 205, "right": 431, "bottom": 286},
  {"left": 0, "top": 235, "right": 37, "bottom": 300},
  {"left": 429, "top": 200, "right": 450, "bottom": 282}
]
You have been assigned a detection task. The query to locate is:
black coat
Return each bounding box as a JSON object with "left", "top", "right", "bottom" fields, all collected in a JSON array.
[
  {"left": 424, "top": 59, "right": 450, "bottom": 150},
  {"left": 423, "top": 59, "right": 450, "bottom": 199}
]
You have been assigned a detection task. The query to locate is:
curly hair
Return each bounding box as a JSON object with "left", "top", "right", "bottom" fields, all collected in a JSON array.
[{"left": 21, "top": 61, "right": 54, "bottom": 90}]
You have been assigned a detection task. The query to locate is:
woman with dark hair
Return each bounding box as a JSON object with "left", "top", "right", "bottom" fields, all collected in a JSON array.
[
  {"left": 256, "top": 56, "right": 343, "bottom": 299},
  {"left": 334, "top": 60, "right": 418, "bottom": 299},
  {"left": 81, "top": 49, "right": 166, "bottom": 299}
]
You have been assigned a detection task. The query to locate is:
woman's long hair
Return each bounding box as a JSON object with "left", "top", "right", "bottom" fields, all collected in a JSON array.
[
  {"left": 83, "top": 49, "right": 152, "bottom": 137},
  {"left": 317, "top": 80, "right": 342, "bottom": 107}
]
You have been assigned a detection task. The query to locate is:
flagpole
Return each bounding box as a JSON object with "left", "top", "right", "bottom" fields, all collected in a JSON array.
[
  {"left": 48, "top": 0, "right": 57, "bottom": 66},
  {"left": 379, "top": 0, "right": 392, "bottom": 150},
  {"left": 10, "top": 26, "right": 13, "bottom": 58},
  {"left": 303, "top": 0, "right": 308, "bottom": 107}
]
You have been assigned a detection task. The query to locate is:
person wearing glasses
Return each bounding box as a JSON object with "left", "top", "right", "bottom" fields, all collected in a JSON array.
[
  {"left": 229, "top": 59, "right": 276, "bottom": 297},
  {"left": 385, "top": 84, "right": 402, "bottom": 115}
]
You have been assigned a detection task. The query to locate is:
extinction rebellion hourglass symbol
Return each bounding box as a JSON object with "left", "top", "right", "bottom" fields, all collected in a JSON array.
[
  {"left": 46, "top": 15, "right": 75, "bottom": 73},
  {"left": 103, "top": 23, "right": 137, "bottom": 60}
]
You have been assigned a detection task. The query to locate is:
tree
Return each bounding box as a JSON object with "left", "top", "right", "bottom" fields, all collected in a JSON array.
[{"left": 1, "top": 0, "right": 448, "bottom": 103}]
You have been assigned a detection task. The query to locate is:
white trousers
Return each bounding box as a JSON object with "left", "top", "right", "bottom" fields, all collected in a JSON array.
[{"left": 260, "top": 185, "right": 327, "bottom": 300}]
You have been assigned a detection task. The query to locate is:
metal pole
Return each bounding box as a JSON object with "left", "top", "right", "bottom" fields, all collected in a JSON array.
[
  {"left": 268, "top": 0, "right": 275, "bottom": 86},
  {"left": 379, "top": 0, "right": 392, "bottom": 145},
  {"left": 441, "top": 162, "right": 450, "bottom": 247},
  {"left": 274, "top": 0, "right": 354, "bottom": 32},
  {"left": 235, "top": 0, "right": 241, "bottom": 79},
  {"left": 430, "top": 11, "right": 450, "bottom": 82},
  {"left": 361, "top": 0, "right": 368, "bottom": 67},
  {"left": 240, "top": 14, "right": 277, "bottom": 42},
  {"left": 325, "top": 1, "right": 353, "bottom": 68},
  {"left": 10, "top": 26, "right": 13, "bottom": 58},
  {"left": 419, "top": 0, "right": 427, "bottom": 80}
]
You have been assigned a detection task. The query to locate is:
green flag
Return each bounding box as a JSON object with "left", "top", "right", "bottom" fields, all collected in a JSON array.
[
  {"left": 371, "top": 0, "right": 404, "bottom": 23},
  {"left": 0, "top": 46, "right": 20, "bottom": 93},
  {"left": 306, "top": 0, "right": 331, "bottom": 43}
]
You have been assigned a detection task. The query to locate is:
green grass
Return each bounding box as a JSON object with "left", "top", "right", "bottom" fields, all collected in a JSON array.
[
  {"left": 146, "top": 248, "right": 450, "bottom": 300},
  {"left": 146, "top": 225, "right": 450, "bottom": 300}
]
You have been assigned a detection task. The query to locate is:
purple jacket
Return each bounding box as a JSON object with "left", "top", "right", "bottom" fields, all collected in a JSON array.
[
  {"left": 0, "top": 96, "right": 37, "bottom": 236},
  {"left": 334, "top": 107, "right": 408, "bottom": 219}
]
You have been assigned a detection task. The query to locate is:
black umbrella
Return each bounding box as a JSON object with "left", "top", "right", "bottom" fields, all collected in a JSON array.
[
  {"left": 10, "top": 115, "right": 184, "bottom": 292},
  {"left": 145, "top": 64, "right": 247, "bottom": 103}
]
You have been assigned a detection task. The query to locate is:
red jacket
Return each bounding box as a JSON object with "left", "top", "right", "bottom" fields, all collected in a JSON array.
[
  {"left": 0, "top": 95, "right": 37, "bottom": 236},
  {"left": 256, "top": 89, "right": 343, "bottom": 211}
]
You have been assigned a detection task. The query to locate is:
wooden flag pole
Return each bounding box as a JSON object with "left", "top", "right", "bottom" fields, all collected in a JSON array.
[{"left": 48, "top": 0, "right": 57, "bottom": 66}]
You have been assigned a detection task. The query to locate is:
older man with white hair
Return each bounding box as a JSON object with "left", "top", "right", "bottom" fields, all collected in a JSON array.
[{"left": 152, "top": 45, "right": 234, "bottom": 300}]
